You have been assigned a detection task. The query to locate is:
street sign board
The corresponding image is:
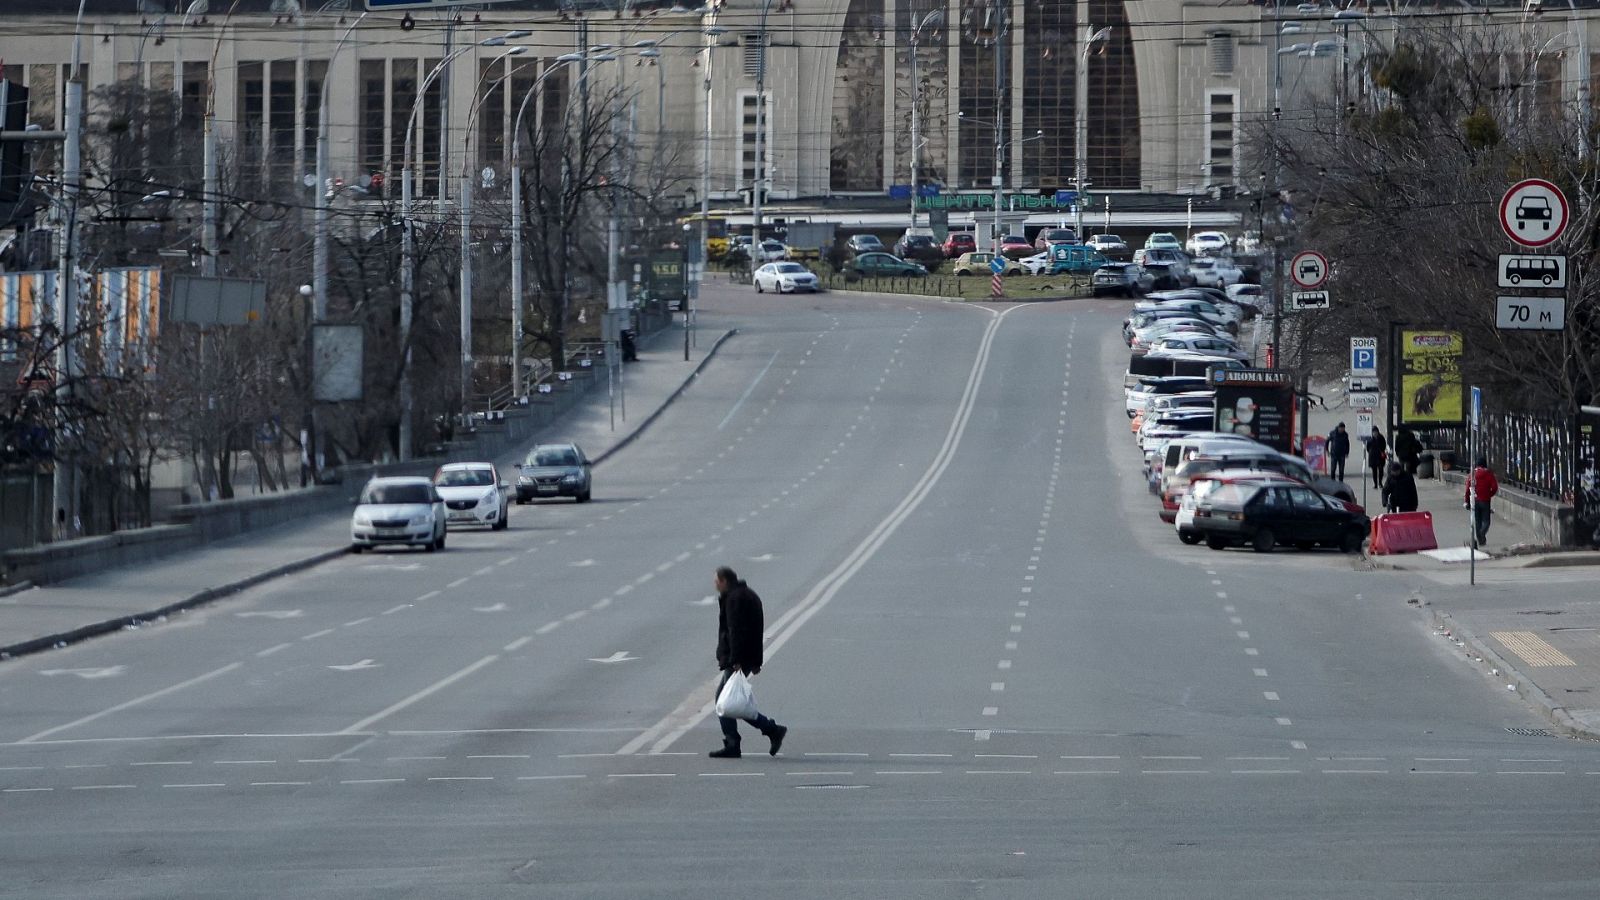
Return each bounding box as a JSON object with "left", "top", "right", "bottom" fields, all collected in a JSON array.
[
  {"left": 1348, "top": 377, "right": 1377, "bottom": 392},
  {"left": 1350, "top": 337, "right": 1378, "bottom": 378},
  {"left": 990, "top": 255, "right": 1006, "bottom": 275},
  {"left": 1356, "top": 410, "right": 1375, "bottom": 439},
  {"left": 1499, "top": 178, "right": 1569, "bottom": 248},
  {"left": 1470, "top": 386, "right": 1482, "bottom": 429},
  {"left": 1348, "top": 391, "right": 1381, "bottom": 409},
  {"left": 1497, "top": 253, "right": 1566, "bottom": 289},
  {"left": 1290, "top": 250, "right": 1329, "bottom": 289},
  {"left": 1495, "top": 296, "right": 1566, "bottom": 331},
  {"left": 1289, "top": 290, "right": 1329, "bottom": 310}
]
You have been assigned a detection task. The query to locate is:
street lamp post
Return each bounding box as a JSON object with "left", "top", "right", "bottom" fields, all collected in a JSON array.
[
  {"left": 397, "top": 31, "right": 528, "bottom": 456},
  {"left": 508, "top": 52, "right": 601, "bottom": 398},
  {"left": 750, "top": 0, "right": 775, "bottom": 264},
  {"left": 313, "top": 13, "right": 367, "bottom": 326},
  {"left": 1075, "top": 25, "right": 1110, "bottom": 241},
  {"left": 901, "top": 10, "right": 943, "bottom": 233}
]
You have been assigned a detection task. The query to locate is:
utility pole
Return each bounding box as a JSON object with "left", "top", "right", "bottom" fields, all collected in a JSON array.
[
  {"left": 53, "top": 58, "right": 84, "bottom": 535},
  {"left": 751, "top": 0, "right": 773, "bottom": 258},
  {"left": 990, "top": 0, "right": 1006, "bottom": 254}
]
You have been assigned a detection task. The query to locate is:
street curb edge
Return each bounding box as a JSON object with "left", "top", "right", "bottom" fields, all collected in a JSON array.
[
  {"left": 593, "top": 329, "right": 737, "bottom": 467},
  {"left": 1427, "top": 607, "right": 1598, "bottom": 740},
  {"left": 0, "top": 548, "right": 349, "bottom": 662}
]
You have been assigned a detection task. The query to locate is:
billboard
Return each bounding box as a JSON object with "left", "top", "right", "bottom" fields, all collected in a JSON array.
[
  {"left": 1399, "top": 330, "right": 1463, "bottom": 425},
  {"left": 1209, "top": 367, "right": 1296, "bottom": 453},
  {"left": 96, "top": 267, "right": 162, "bottom": 371}
]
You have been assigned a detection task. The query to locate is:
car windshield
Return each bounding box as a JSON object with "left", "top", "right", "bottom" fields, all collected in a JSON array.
[
  {"left": 435, "top": 469, "right": 493, "bottom": 487},
  {"left": 528, "top": 448, "right": 580, "bottom": 467},
  {"left": 761, "top": 241, "right": 784, "bottom": 249},
  {"left": 1099, "top": 235, "right": 1122, "bottom": 243},
  {"left": 776, "top": 263, "right": 807, "bottom": 273},
  {"left": 905, "top": 236, "right": 934, "bottom": 246},
  {"left": 361, "top": 483, "right": 432, "bottom": 505}
]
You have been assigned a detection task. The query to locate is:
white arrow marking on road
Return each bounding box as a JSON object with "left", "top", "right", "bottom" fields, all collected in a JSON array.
[
  {"left": 569, "top": 559, "right": 596, "bottom": 567},
  {"left": 235, "top": 610, "right": 304, "bottom": 620},
  {"left": 587, "top": 651, "right": 638, "bottom": 664},
  {"left": 748, "top": 553, "right": 775, "bottom": 562},
  {"left": 39, "top": 666, "right": 127, "bottom": 680},
  {"left": 689, "top": 595, "right": 717, "bottom": 606},
  {"left": 472, "top": 603, "right": 507, "bottom": 613},
  {"left": 327, "top": 659, "right": 381, "bottom": 671}
]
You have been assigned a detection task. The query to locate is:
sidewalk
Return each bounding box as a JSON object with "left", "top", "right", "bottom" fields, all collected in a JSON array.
[
  {"left": 1300, "top": 389, "right": 1600, "bottom": 738},
  {"left": 0, "top": 324, "right": 736, "bottom": 660}
]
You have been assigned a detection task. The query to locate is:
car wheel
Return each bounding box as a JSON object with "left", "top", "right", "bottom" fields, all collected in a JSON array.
[
  {"left": 1295, "top": 540, "right": 1315, "bottom": 551},
  {"left": 1341, "top": 528, "right": 1365, "bottom": 554},
  {"left": 1178, "top": 530, "right": 1201, "bottom": 545},
  {"left": 577, "top": 489, "right": 591, "bottom": 503},
  {"left": 424, "top": 540, "right": 436, "bottom": 553},
  {"left": 436, "top": 530, "right": 446, "bottom": 550},
  {"left": 1205, "top": 535, "right": 1229, "bottom": 551},
  {"left": 493, "top": 510, "right": 508, "bottom": 531},
  {"left": 755, "top": 282, "right": 764, "bottom": 293},
  {"left": 1251, "top": 529, "right": 1276, "bottom": 553},
  {"left": 350, "top": 544, "right": 365, "bottom": 554}
]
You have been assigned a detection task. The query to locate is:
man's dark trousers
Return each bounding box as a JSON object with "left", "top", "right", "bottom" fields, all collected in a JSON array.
[
  {"left": 1330, "top": 455, "right": 1346, "bottom": 481},
  {"left": 718, "top": 669, "right": 780, "bottom": 748}
]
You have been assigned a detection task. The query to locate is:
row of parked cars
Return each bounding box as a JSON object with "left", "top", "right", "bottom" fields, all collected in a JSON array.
[
  {"left": 349, "top": 443, "right": 595, "bottom": 552},
  {"left": 1118, "top": 297, "right": 1369, "bottom": 554}
]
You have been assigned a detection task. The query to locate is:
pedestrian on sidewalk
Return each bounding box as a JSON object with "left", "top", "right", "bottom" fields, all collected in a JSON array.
[
  {"left": 1381, "top": 461, "right": 1417, "bottom": 513},
  {"left": 709, "top": 566, "right": 787, "bottom": 759},
  {"left": 1394, "top": 426, "right": 1422, "bottom": 475},
  {"left": 1366, "top": 427, "right": 1388, "bottom": 489},
  {"left": 1327, "top": 422, "right": 1350, "bottom": 481},
  {"left": 1465, "top": 456, "right": 1500, "bottom": 547}
]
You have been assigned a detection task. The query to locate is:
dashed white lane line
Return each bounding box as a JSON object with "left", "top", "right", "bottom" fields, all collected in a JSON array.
[
  {"left": 130, "top": 761, "right": 190, "bottom": 767},
  {"left": 1236, "top": 631, "right": 1250, "bottom": 640},
  {"left": 415, "top": 591, "right": 440, "bottom": 602},
  {"left": 592, "top": 598, "right": 612, "bottom": 610},
  {"left": 341, "top": 654, "right": 499, "bottom": 735},
  {"left": 164, "top": 783, "right": 225, "bottom": 789},
  {"left": 1276, "top": 717, "right": 1294, "bottom": 726},
  {"left": 889, "top": 753, "right": 953, "bottom": 759},
  {"left": 250, "top": 781, "right": 310, "bottom": 787},
  {"left": 344, "top": 617, "right": 372, "bottom": 628},
  {"left": 446, "top": 577, "right": 470, "bottom": 589},
  {"left": 301, "top": 629, "right": 335, "bottom": 641},
  {"left": 497, "top": 556, "right": 517, "bottom": 567},
  {"left": 991, "top": 682, "right": 1005, "bottom": 692},
  {"left": 1061, "top": 756, "right": 1120, "bottom": 760},
  {"left": 342, "top": 778, "right": 405, "bottom": 784},
  {"left": 1253, "top": 669, "right": 1269, "bottom": 677},
  {"left": 428, "top": 776, "right": 495, "bottom": 782},
  {"left": 467, "top": 754, "right": 531, "bottom": 760},
  {"left": 504, "top": 636, "right": 533, "bottom": 652},
  {"left": 802, "top": 752, "right": 868, "bottom": 758},
  {"left": 876, "top": 770, "right": 941, "bottom": 776},
  {"left": 563, "top": 610, "right": 587, "bottom": 623},
  {"left": 981, "top": 707, "right": 999, "bottom": 717},
  {"left": 1290, "top": 740, "right": 1308, "bottom": 750},
  {"left": 382, "top": 604, "right": 410, "bottom": 616},
  {"left": 975, "top": 754, "right": 1037, "bottom": 760},
  {"left": 535, "top": 622, "right": 561, "bottom": 635},
  {"left": 1263, "top": 692, "right": 1280, "bottom": 701},
  {"left": 256, "top": 643, "right": 292, "bottom": 658},
  {"left": 214, "top": 760, "right": 275, "bottom": 765},
  {"left": 70, "top": 784, "right": 135, "bottom": 790},
  {"left": 518, "top": 775, "right": 586, "bottom": 781},
  {"left": 698, "top": 772, "right": 765, "bottom": 778},
  {"left": 1245, "top": 648, "right": 1260, "bottom": 656},
  {"left": 997, "top": 660, "right": 1012, "bottom": 670}
]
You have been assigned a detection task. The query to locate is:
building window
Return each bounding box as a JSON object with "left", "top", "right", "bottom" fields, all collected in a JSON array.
[
  {"left": 830, "top": 0, "right": 885, "bottom": 192},
  {"left": 268, "top": 62, "right": 297, "bottom": 179},
  {"left": 304, "top": 59, "right": 326, "bottom": 176},
  {"left": 743, "top": 33, "right": 766, "bottom": 78},
  {"left": 1205, "top": 90, "right": 1236, "bottom": 187},
  {"left": 1021, "top": 0, "right": 1074, "bottom": 192},
  {"left": 238, "top": 61, "right": 265, "bottom": 185},
  {"left": 1086, "top": 0, "right": 1140, "bottom": 191},
  {"left": 1209, "top": 32, "right": 1236, "bottom": 76}
]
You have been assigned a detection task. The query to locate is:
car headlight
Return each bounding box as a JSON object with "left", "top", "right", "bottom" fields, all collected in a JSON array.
[
  {"left": 519, "top": 475, "right": 532, "bottom": 484},
  {"left": 408, "top": 513, "right": 433, "bottom": 527},
  {"left": 562, "top": 473, "right": 581, "bottom": 484},
  {"left": 353, "top": 513, "right": 371, "bottom": 526}
]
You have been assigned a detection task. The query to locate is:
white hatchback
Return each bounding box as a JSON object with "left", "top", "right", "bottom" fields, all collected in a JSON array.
[
  {"left": 351, "top": 476, "right": 446, "bottom": 552},
  {"left": 433, "top": 462, "right": 510, "bottom": 531}
]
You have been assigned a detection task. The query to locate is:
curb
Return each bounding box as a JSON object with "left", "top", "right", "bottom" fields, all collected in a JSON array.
[
  {"left": 593, "top": 329, "right": 737, "bottom": 466},
  {"left": 0, "top": 548, "right": 349, "bottom": 661},
  {"left": 0, "top": 580, "right": 35, "bottom": 599},
  {"left": 1427, "top": 607, "right": 1598, "bottom": 740}
]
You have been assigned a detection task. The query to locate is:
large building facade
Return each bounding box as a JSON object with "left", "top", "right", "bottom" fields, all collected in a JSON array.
[{"left": 0, "top": 1, "right": 1594, "bottom": 216}]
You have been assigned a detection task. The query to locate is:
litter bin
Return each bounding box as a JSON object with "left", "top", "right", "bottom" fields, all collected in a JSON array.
[{"left": 1417, "top": 452, "right": 1435, "bottom": 479}]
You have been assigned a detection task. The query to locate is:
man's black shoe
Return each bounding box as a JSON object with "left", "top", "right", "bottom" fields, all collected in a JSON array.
[
  {"left": 708, "top": 746, "right": 741, "bottom": 759},
  {"left": 768, "top": 725, "right": 787, "bottom": 757}
]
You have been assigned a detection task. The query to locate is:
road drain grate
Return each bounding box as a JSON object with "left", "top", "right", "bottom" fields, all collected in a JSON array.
[{"left": 1505, "top": 727, "right": 1554, "bottom": 737}]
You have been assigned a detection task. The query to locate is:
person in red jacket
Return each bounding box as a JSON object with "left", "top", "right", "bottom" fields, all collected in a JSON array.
[{"left": 1465, "top": 456, "right": 1500, "bottom": 547}]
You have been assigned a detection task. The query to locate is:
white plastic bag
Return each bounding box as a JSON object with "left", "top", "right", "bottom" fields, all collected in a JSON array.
[{"left": 715, "top": 671, "right": 758, "bottom": 720}]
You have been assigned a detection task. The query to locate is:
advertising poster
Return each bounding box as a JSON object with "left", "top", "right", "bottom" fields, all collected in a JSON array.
[
  {"left": 1399, "top": 330, "right": 1464, "bottom": 425},
  {"left": 1209, "top": 367, "right": 1296, "bottom": 453},
  {"left": 1578, "top": 407, "right": 1600, "bottom": 549}
]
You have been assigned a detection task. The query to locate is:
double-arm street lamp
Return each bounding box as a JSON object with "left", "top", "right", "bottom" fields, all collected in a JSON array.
[
  {"left": 876, "top": 9, "right": 943, "bottom": 233},
  {"left": 957, "top": 112, "right": 1042, "bottom": 252},
  {"left": 1075, "top": 25, "right": 1110, "bottom": 241},
  {"left": 397, "top": 30, "right": 529, "bottom": 457}
]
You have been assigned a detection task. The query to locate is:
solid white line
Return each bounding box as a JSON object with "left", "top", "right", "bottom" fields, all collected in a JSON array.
[
  {"left": 19, "top": 662, "right": 243, "bottom": 744},
  {"left": 624, "top": 308, "right": 1016, "bottom": 757},
  {"left": 340, "top": 655, "right": 498, "bottom": 734},
  {"left": 718, "top": 350, "right": 780, "bottom": 431}
]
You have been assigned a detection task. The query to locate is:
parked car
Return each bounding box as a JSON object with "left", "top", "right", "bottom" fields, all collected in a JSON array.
[
  {"left": 1234, "top": 231, "right": 1263, "bottom": 254},
  {"left": 943, "top": 231, "right": 977, "bottom": 258},
  {"left": 1189, "top": 256, "right": 1244, "bottom": 288},
  {"left": 350, "top": 476, "right": 447, "bottom": 552},
  {"left": 992, "top": 235, "right": 1029, "bottom": 260},
  {"left": 516, "top": 443, "right": 592, "bottom": 503},
  {"left": 1144, "top": 232, "right": 1183, "bottom": 251},
  {"left": 848, "top": 252, "right": 928, "bottom": 278},
  {"left": 754, "top": 261, "right": 821, "bottom": 293},
  {"left": 1185, "top": 231, "right": 1231, "bottom": 256},
  {"left": 952, "top": 251, "right": 1023, "bottom": 277},
  {"left": 1087, "top": 233, "right": 1131, "bottom": 260},
  {"left": 1092, "top": 263, "right": 1155, "bottom": 297},
  {"left": 1033, "top": 227, "right": 1077, "bottom": 251},
  {"left": 1040, "top": 244, "right": 1109, "bottom": 275},
  {"left": 433, "top": 462, "right": 510, "bottom": 531},
  {"left": 755, "top": 239, "right": 788, "bottom": 263},
  {"left": 1174, "top": 471, "right": 1302, "bottom": 543},
  {"left": 1019, "top": 251, "right": 1052, "bottom": 276},
  {"left": 1227, "top": 283, "right": 1265, "bottom": 311},
  {"left": 893, "top": 232, "right": 944, "bottom": 267},
  {"left": 1190, "top": 481, "right": 1369, "bottom": 553},
  {"left": 1155, "top": 334, "right": 1248, "bottom": 360},
  {"left": 846, "top": 234, "right": 886, "bottom": 255}
]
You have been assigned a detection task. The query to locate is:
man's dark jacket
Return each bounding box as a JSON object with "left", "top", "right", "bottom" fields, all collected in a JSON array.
[
  {"left": 1328, "top": 428, "right": 1350, "bottom": 459},
  {"left": 717, "top": 581, "right": 764, "bottom": 673},
  {"left": 1382, "top": 471, "right": 1418, "bottom": 512}
]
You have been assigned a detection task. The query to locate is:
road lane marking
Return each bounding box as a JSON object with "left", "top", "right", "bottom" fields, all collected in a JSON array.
[
  {"left": 1263, "top": 692, "right": 1280, "bottom": 701},
  {"left": 1275, "top": 718, "right": 1293, "bottom": 725},
  {"left": 340, "top": 655, "right": 499, "bottom": 734},
  {"left": 250, "top": 781, "right": 309, "bottom": 786},
  {"left": 342, "top": 778, "right": 405, "bottom": 784},
  {"left": 382, "top": 604, "right": 410, "bottom": 616},
  {"left": 518, "top": 775, "right": 586, "bottom": 781},
  {"left": 467, "top": 754, "right": 531, "bottom": 760},
  {"left": 301, "top": 629, "right": 335, "bottom": 641},
  {"left": 536, "top": 622, "right": 561, "bottom": 635},
  {"left": 982, "top": 707, "right": 999, "bottom": 716},
  {"left": 1245, "top": 648, "right": 1259, "bottom": 656},
  {"left": 1253, "top": 669, "right": 1269, "bottom": 677},
  {"left": 130, "top": 761, "right": 191, "bottom": 767},
  {"left": 890, "top": 753, "right": 953, "bottom": 758},
  {"left": 19, "top": 662, "right": 243, "bottom": 744},
  {"left": 343, "top": 617, "right": 372, "bottom": 627},
  {"left": 877, "top": 770, "right": 940, "bottom": 776},
  {"left": 504, "top": 636, "right": 533, "bottom": 652},
  {"left": 164, "top": 783, "right": 224, "bottom": 788},
  {"left": 256, "top": 643, "right": 292, "bottom": 658},
  {"left": 428, "top": 776, "right": 495, "bottom": 782},
  {"left": 446, "top": 577, "right": 470, "bottom": 589},
  {"left": 1290, "top": 741, "right": 1307, "bottom": 750},
  {"left": 719, "top": 350, "right": 780, "bottom": 431},
  {"left": 415, "top": 591, "right": 440, "bottom": 602},
  {"left": 625, "top": 306, "right": 1018, "bottom": 756},
  {"left": 214, "top": 760, "right": 275, "bottom": 765},
  {"left": 71, "top": 784, "right": 135, "bottom": 790},
  {"left": 1061, "top": 756, "right": 1120, "bottom": 760}
]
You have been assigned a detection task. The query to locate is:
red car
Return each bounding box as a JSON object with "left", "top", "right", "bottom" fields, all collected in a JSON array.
[
  {"left": 999, "top": 235, "right": 1034, "bottom": 260},
  {"left": 942, "top": 232, "right": 977, "bottom": 258}
]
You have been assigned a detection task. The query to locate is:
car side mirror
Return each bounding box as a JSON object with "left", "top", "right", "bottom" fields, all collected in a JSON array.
[{"left": 499, "top": 482, "right": 509, "bottom": 490}]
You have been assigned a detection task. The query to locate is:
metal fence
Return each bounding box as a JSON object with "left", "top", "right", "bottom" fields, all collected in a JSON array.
[{"left": 1453, "top": 410, "right": 1576, "bottom": 501}]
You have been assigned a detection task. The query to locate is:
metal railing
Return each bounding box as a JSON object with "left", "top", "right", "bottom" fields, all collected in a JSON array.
[{"left": 1453, "top": 410, "right": 1576, "bottom": 500}]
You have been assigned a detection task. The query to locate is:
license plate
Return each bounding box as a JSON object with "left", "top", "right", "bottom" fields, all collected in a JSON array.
[
  {"left": 449, "top": 513, "right": 475, "bottom": 521},
  {"left": 537, "top": 485, "right": 558, "bottom": 494},
  {"left": 377, "top": 528, "right": 406, "bottom": 537}
]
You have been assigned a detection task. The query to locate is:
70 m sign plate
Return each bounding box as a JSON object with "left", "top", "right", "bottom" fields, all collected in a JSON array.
[{"left": 1496, "top": 296, "right": 1565, "bottom": 331}]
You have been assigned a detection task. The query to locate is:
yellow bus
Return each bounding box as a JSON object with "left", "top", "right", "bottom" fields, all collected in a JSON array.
[{"left": 679, "top": 213, "right": 730, "bottom": 261}]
